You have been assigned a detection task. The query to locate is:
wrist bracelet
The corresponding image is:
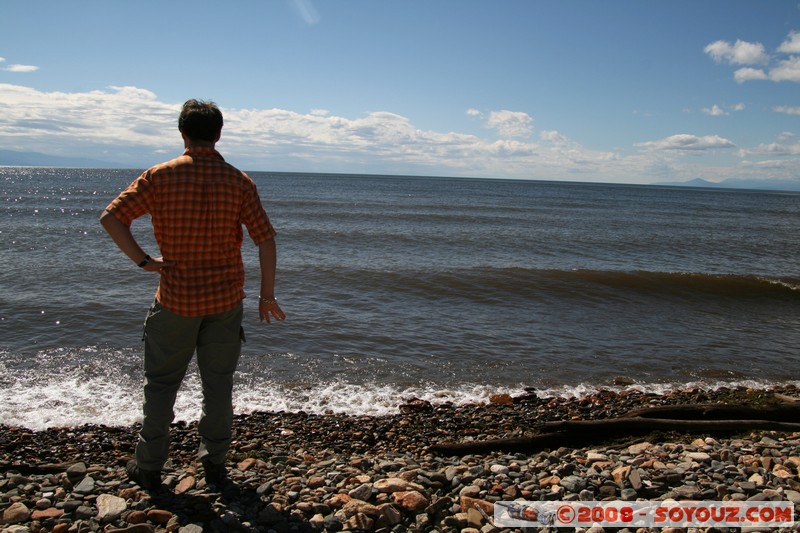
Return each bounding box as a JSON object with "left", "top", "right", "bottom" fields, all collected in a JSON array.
[
  {"left": 137, "top": 255, "right": 151, "bottom": 268},
  {"left": 258, "top": 296, "right": 277, "bottom": 305}
]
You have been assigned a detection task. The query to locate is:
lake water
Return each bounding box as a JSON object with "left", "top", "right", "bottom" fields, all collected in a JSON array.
[{"left": 1, "top": 167, "right": 798, "bottom": 429}]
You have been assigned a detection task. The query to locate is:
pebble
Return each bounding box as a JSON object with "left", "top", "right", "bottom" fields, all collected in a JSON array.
[
  {"left": 96, "top": 493, "right": 127, "bottom": 521},
  {"left": 1, "top": 386, "right": 799, "bottom": 532}
]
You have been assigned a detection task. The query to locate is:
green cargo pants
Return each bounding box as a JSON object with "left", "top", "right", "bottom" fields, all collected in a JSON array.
[{"left": 136, "top": 300, "right": 243, "bottom": 471}]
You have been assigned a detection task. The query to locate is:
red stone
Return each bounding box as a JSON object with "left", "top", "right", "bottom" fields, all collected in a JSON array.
[{"left": 31, "top": 507, "right": 64, "bottom": 520}]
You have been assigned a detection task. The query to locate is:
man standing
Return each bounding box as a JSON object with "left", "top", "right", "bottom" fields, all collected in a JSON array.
[{"left": 100, "top": 99, "right": 285, "bottom": 489}]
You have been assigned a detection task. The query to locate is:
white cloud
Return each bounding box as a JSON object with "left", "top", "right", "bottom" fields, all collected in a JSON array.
[
  {"left": 734, "top": 67, "right": 768, "bottom": 83},
  {"left": 466, "top": 108, "right": 482, "bottom": 118},
  {"left": 0, "top": 83, "right": 178, "bottom": 152},
  {"left": 777, "top": 31, "right": 800, "bottom": 54},
  {"left": 539, "top": 130, "right": 568, "bottom": 144},
  {"left": 0, "top": 83, "right": 639, "bottom": 181},
  {"left": 702, "top": 103, "right": 745, "bottom": 116},
  {"left": 741, "top": 132, "right": 800, "bottom": 156},
  {"left": 774, "top": 105, "right": 800, "bottom": 115},
  {"left": 704, "top": 39, "right": 769, "bottom": 65},
  {"left": 710, "top": 31, "right": 800, "bottom": 84},
  {"left": 3, "top": 64, "right": 39, "bottom": 73},
  {"left": 0, "top": 82, "right": 795, "bottom": 185},
  {"left": 636, "top": 134, "right": 736, "bottom": 152},
  {"left": 485, "top": 110, "right": 534, "bottom": 138},
  {"left": 769, "top": 56, "right": 800, "bottom": 82},
  {"left": 0, "top": 56, "right": 39, "bottom": 72},
  {"left": 702, "top": 105, "right": 727, "bottom": 116}
]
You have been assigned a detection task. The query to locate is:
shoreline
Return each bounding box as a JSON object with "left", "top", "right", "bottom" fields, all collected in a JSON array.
[
  {"left": 6, "top": 377, "right": 800, "bottom": 433},
  {"left": 2, "top": 385, "right": 800, "bottom": 531}
]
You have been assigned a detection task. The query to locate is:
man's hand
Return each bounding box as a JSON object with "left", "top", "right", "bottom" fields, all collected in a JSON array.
[
  {"left": 142, "top": 256, "right": 177, "bottom": 272},
  {"left": 259, "top": 299, "right": 286, "bottom": 323}
]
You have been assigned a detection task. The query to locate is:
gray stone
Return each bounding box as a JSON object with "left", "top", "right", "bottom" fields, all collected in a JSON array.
[
  {"left": 667, "top": 484, "right": 702, "bottom": 500},
  {"left": 459, "top": 485, "right": 482, "bottom": 498},
  {"left": 62, "top": 500, "right": 82, "bottom": 513},
  {"left": 378, "top": 461, "right": 403, "bottom": 472},
  {"left": 444, "top": 465, "right": 460, "bottom": 481},
  {"left": 738, "top": 481, "right": 757, "bottom": 492},
  {"left": 34, "top": 498, "right": 51, "bottom": 510},
  {"left": 489, "top": 464, "right": 509, "bottom": 475},
  {"left": 323, "top": 514, "right": 343, "bottom": 531},
  {"left": 628, "top": 468, "right": 643, "bottom": 490},
  {"left": 784, "top": 489, "right": 800, "bottom": 504},
  {"left": 256, "top": 481, "right": 273, "bottom": 495},
  {"left": 348, "top": 483, "right": 373, "bottom": 501},
  {"left": 7, "top": 475, "right": 30, "bottom": 489},
  {"left": 376, "top": 503, "right": 402, "bottom": 527},
  {"left": 560, "top": 475, "right": 587, "bottom": 493},
  {"left": 73, "top": 475, "right": 96, "bottom": 495},
  {"left": 75, "top": 505, "right": 96, "bottom": 519},
  {"left": 96, "top": 493, "right": 127, "bottom": 522},
  {"left": 684, "top": 452, "right": 711, "bottom": 462},
  {"left": 66, "top": 462, "right": 87, "bottom": 480}
]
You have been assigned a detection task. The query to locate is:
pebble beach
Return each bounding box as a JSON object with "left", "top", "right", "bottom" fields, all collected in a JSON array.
[{"left": 2, "top": 386, "right": 800, "bottom": 533}]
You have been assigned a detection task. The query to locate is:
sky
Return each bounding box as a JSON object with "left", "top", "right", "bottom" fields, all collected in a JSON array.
[{"left": 1, "top": 0, "right": 800, "bottom": 185}]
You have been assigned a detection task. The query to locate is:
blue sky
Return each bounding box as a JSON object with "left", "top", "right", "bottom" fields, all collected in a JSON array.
[{"left": 1, "top": 0, "right": 799, "bottom": 185}]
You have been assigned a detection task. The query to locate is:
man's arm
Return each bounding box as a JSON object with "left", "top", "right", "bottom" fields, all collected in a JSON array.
[
  {"left": 258, "top": 238, "right": 286, "bottom": 323},
  {"left": 99, "top": 209, "right": 174, "bottom": 272}
]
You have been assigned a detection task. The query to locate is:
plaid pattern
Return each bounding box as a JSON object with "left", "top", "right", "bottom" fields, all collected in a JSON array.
[{"left": 106, "top": 147, "right": 276, "bottom": 316}]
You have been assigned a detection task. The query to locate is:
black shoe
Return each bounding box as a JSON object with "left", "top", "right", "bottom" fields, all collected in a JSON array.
[
  {"left": 126, "top": 459, "right": 162, "bottom": 490},
  {"left": 202, "top": 460, "right": 227, "bottom": 485}
]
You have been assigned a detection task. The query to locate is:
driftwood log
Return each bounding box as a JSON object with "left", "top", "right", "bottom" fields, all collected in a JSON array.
[
  {"left": 429, "top": 398, "right": 800, "bottom": 456},
  {"left": 0, "top": 462, "right": 73, "bottom": 474}
]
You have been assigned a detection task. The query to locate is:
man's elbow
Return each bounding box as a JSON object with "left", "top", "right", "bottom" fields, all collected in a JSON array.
[
  {"left": 258, "top": 237, "right": 277, "bottom": 249},
  {"left": 99, "top": 209, "right": 122, "bottom": 231}
]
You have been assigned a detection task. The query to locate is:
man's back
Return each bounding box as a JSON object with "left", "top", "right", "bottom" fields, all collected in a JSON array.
[{"left": 106, "top": 146, "right": 276, "bottom": 316}]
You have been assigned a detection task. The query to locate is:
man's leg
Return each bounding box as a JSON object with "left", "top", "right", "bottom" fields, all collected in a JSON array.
[
  {"left": 136, "top": 301, "right": 200, "bottom": 472},
  {"left": 195, "top": 304, "right": 243, "bottom": 469}
]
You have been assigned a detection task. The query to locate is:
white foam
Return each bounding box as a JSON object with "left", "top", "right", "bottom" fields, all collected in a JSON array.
[
  {"left": 0, "top": 374, "right": 142, "bottom": 430},
  {"left": 527, "top": 379, "right": 800, "bottom": 400},
  {"left": 2, "top": 361, "right": 797, "bottom": 431},
  {"left": 231, "top": 381, "right": 527, "bottom": 417}
]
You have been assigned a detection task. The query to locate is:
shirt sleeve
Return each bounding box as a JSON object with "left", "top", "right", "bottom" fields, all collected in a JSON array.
[
  {"left": 105, "top": 172, "right": 154, "bottom": 226},
  {"left": 241, "top": 180, "right": 277, "bottom": 245}
]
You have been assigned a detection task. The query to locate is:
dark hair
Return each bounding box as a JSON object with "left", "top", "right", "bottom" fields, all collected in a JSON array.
[{"left": 178, "top": 99, "right": 223, "bottom": 142}]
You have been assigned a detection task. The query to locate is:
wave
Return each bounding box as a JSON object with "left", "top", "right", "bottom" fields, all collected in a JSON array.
[
  {"left": 287, "top": 266, "right": 800, "bottom": 303},
  {"left": 527, "top": 269, "right": 800, "bottom": 298}
]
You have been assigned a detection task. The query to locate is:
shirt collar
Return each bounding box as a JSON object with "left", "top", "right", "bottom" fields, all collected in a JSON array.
[{"left": 183, "top": 146, "right": 224, "bottom": 160}]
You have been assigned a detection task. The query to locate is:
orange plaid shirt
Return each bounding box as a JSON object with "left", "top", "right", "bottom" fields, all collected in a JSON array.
[{"left": 106, "top": 147, "right": 277, "bottom": 317}]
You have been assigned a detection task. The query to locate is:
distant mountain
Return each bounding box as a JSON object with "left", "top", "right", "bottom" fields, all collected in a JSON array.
[
  {"left": 0, "top": 149, "right": 126, "bottom": 168},
  {"left": 656, "top": 178, "right": 722, "bottom": 188},
  {"left": 655, "top": 177, "right": 800, "bottom": 192}
]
